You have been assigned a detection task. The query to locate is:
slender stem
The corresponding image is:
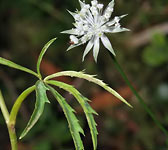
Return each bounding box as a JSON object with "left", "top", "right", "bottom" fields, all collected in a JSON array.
[
  {"left": 0, "top": 90, "right": 18, "bottom": 150},
  {"left": 0, "top": 90, "right": 10, "bottom": 122},
  {"left": 109, "top": 54, "right": 168, "bottom": 145},
  {"left": 7, "top": 124, "right": 18, "bottom": 150}
]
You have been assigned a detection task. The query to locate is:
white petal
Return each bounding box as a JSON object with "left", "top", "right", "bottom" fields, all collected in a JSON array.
[
  {"left": 93, "top": 36, "right": 100, "bottom": 62},
  {"left": 103, "top": 0, "right": 115, "bottom": 16},
  {"left": 101, "top": 34, "right": 116, "bottom": 56},
  {"left": 61, "top": 29, "right": 80, "bottom": 35},
  {"left": 67, "top": 10, "right": 77, "bottom": 18},
  {"left": 119, "top": 14, "right": 128, "bottom": 19},
  {"left": 104, "top": 26, "right": 130, "bottom": 33},
  {"left": 112, "top": 27, "right": 130, "bottom": 33},
  {"left": 107, "top": 0, "right": 115, "bottom": 9},
  {"left": 79, "top": 0, "right": 85, "bottom": 8},
  {"left": 67, "top": 42, "right": 82, "bottom": 51},
  {"left": 103, "top": 26, "right": 115, "bottom": 33},
  {"left": 82, "top": 38, "right": 94, "bottom": 61},
  {"left": 106, "top": 19, "right": 116, "bottom": 26}
]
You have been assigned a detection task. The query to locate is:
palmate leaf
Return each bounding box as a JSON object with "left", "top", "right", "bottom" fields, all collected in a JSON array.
[
  {"left": 44, "top": 71, "right": 132, "bottom": 108},
  {"left": 20, "top": 80, "right": 50, "bottom": 139},
  {"left": 36, "top": 38, "right": 57, "bottom": 78},
  {"left": 47, "top": 85, "right": 84, "bottom": 150},
  {"left": 0, "top": 57, "right": 39, "bottom": 78},
  {"left": 46, "top": 80, "right": 98, "bottom": 150}
]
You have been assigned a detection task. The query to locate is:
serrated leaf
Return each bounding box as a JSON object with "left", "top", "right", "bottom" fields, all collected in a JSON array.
[
  {"left": 47, "top": 85, "right": 84, "bottom": 150},
  {"left": 0, "top": 57, "right": 39, "bottom": 78},
  {"left": 46, "top": 80, "right": 98, "bottom": 150},
  {"left": 44, "top": 71, "right": 132, "bottom": 108},
  {"left": 36, "top": 38, "right": 57, "bottom": 78},
  {"left": 20, "top": 80, "right": 50, "bottom": 139}
]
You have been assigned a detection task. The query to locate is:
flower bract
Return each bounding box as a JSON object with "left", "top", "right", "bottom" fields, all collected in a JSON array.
[{"left": 62, "top": 0, "right": 130, "bottom": 62}]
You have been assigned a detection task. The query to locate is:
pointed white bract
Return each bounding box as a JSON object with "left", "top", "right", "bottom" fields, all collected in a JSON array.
[{"left": 62, "top": 0, "right": 129, "bottom": 62}]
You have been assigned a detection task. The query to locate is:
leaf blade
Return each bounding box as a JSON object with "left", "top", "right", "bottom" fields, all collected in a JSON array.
[
  {"left": 36, "top": 38, "right": 57, "bottom": 78},
  {"left": 19, "top": 80, "right": 50, "bottom": 139},
  {"left": 47, "top": 85, "right": 84, "bottom": 150},
  {"left": 0, "top": 57, "right": 39, "bottom": 78},
  {"left": 46, "top": 80, "right": 98, "bottom": 150},
  {"left": 44, "top": 71, "right": 132, "bottom": 107}
]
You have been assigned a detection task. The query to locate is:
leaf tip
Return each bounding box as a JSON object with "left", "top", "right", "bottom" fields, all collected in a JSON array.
[
  {"left": 19, "top": 133, "right": 25, "bottom": 140},
  {"left": 125, "top": 101, "right": 133, "bottom": 108}
]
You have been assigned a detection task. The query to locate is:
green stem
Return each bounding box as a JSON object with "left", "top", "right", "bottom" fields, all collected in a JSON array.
[
  {"left": 0, "top": 90, "right": 18, "bottom": 150},
  {"left": 0, "top": 90, "right": 10, "bottom": 122},
  {"left": 7, "top": 124, "right": 18, "bottom": 150},
  {"left": 110, "top": 54, "right": 168, "bottom": 145}
]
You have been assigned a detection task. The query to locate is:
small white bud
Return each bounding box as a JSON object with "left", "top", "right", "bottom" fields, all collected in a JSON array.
[
  {"left": 114, "top": 17, "right": 120, "bottom": 23},
  {"left": 70, "top": 35, "right": 79, "bottom": 44},
  {"left": 91, "top": 0, "right": 98, "bottom": 6},
  {"left": 84, "top": 4, "right": 90, "bottom": 9},
  {"left": 97, "top": 4, "right": 104, "bottom": 10}
]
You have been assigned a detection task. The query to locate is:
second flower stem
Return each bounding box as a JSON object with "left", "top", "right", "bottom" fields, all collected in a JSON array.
[
  {"left": 0, "top": 90, "right": 18, "bottom": 150},
  {"left": 109, "top": 54, "right": 168, "bottom": 145}
]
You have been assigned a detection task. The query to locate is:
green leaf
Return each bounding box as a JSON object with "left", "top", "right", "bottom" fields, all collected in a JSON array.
[
  {"left": 9, "top": 85, "right": 36, "bottom": 124},
  {"left": 47, "top": 85, "right": 84, "bottom": 150},
  {"left": 46, "top": 80, "right": 98, "bottom": 150},
  {"left": 36, "top": 38, "right": 57, "bottom": 78},
  {"left": 20, "top": 80, "right": 50, "bottom": 139},
  {"left": 44, "top": 71, "right": 132, "bottom": 108},
  {"left": 0, "top": 57, "right": 39, "bottom": 78}
]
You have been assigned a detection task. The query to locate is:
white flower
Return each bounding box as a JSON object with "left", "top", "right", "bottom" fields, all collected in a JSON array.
[{"left": 62, "top": 0, "right": 130, "bottom": 62}]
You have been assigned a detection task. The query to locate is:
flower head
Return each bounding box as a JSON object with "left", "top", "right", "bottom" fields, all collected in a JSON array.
[{"left": 62, "top": 0, "right": 130, "bottom": 62}]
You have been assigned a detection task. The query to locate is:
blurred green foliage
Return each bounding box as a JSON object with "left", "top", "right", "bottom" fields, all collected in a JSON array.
[{"left": 143, "top": 34, "right": 168, "bottom": 67}]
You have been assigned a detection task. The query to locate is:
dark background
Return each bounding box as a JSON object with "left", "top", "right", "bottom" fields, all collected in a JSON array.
[{"left": 0, "top": 0, "right": 168, "bottom": 149}]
